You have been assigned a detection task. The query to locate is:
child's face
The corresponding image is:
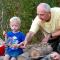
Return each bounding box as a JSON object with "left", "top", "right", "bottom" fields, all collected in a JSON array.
[{"left": 10, "top": 21, "right": 20, "bottom": 32}]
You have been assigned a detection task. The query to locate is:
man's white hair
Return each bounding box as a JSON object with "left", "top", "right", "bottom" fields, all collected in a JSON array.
[
  {"left": 10, "top": 16, "right": 21, "bottom": 24},
  {"left": 37, "top": 3, "right": 51, "bottom": 12}
]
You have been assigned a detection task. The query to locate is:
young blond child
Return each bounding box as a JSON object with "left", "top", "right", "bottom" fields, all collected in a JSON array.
[{"left": 3, "top": 16, "right": 25, "bottom": 60}]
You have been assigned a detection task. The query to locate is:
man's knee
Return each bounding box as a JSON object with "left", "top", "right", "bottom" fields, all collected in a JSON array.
[{"left": 50, "top": 52, "right": 60, "bottom": 60}]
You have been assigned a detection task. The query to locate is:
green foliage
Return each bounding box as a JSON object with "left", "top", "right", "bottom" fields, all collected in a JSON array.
[{"left": 0, "top": 0, "right": 60, "bottom": 42}]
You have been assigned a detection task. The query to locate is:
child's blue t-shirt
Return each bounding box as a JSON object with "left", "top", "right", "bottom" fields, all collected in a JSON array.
[{"left": 5, "top": 31, "right": 25, "bottom": 57}]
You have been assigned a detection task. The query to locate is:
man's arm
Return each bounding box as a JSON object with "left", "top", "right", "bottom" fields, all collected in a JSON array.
[
  {"left": 51, "top": 29, "right": 60, "bottom": 37},
  {"left": 24, "top": 31, "right": 35, "bottom": 44},
  {"left": 24, "top": 16, "right": 40, "bottom": 45},
  {"left": 42, "top": 29, "right": 60, "bottom": 43},
  {"left": 20, "top": 16, "right": 40, "bottom": 47},
  {"left": 19, "top": 31, "right": 35, "bottom": 47},
  {"left": 24, "top": 31, "right": 35, "bottom": 46}
]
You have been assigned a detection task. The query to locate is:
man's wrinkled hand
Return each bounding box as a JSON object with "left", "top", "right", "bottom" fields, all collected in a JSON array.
[
  {"left": 42, "top": 34, "right": 51, "bottom": 43},
  {"left": 19, "top": 40, "right": 27, "bottom": 48}
]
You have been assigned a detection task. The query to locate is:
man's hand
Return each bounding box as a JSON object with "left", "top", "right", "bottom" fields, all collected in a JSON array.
[
  {"left": 19, "top": 40, "right": 28, "bottom": 48},
  {"left": 41, "top": 34, "right": 51, "bottom": 43}
]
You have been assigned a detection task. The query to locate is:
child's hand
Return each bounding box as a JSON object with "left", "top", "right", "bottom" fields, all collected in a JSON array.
[
  {"left": 41, "top": 34, "right": 51, "bottom": 43},
  {"left": 5, "top": 43, "right": 11, "bottom": 47},
  {"left": 11, "top": 44, "right": 18, "bottom": 48}
]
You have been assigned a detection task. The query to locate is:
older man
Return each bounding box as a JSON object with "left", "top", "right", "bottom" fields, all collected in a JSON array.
[{"left": 20, "top": 3, "right": 60, "bottom": 60}]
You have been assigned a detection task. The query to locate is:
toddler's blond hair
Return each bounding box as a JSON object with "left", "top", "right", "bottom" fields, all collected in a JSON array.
[{"left": 10, "top": 16, "right": 21, "bottom": 25}]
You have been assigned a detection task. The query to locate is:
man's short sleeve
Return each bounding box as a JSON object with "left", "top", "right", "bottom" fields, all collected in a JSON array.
[
  {"left": 55, "top": 13, "right": 60, "bottom": 30},
  {"left": 56, "top": 19, "right": 60, "bottom": 29},
  {"left": 29, "top": 16, "right": 40, "bottom": 33}
]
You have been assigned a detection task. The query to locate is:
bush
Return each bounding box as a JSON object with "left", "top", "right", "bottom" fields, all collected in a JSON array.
[{"left": 0, "top": 0, "right": 60, "bottom": 42}]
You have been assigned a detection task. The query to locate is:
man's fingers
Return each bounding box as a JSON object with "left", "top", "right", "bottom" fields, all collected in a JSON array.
[
  {"left": 19, "top": 42, "right": 24, "bottom": 46},
  {"left": 20, "top": 45, "right": 26, "bottom": 48}
]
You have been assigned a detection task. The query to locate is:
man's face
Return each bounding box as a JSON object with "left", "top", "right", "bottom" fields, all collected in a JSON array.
[{"left": 37, "top": 8, "right": 51, "bottom": 22}]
